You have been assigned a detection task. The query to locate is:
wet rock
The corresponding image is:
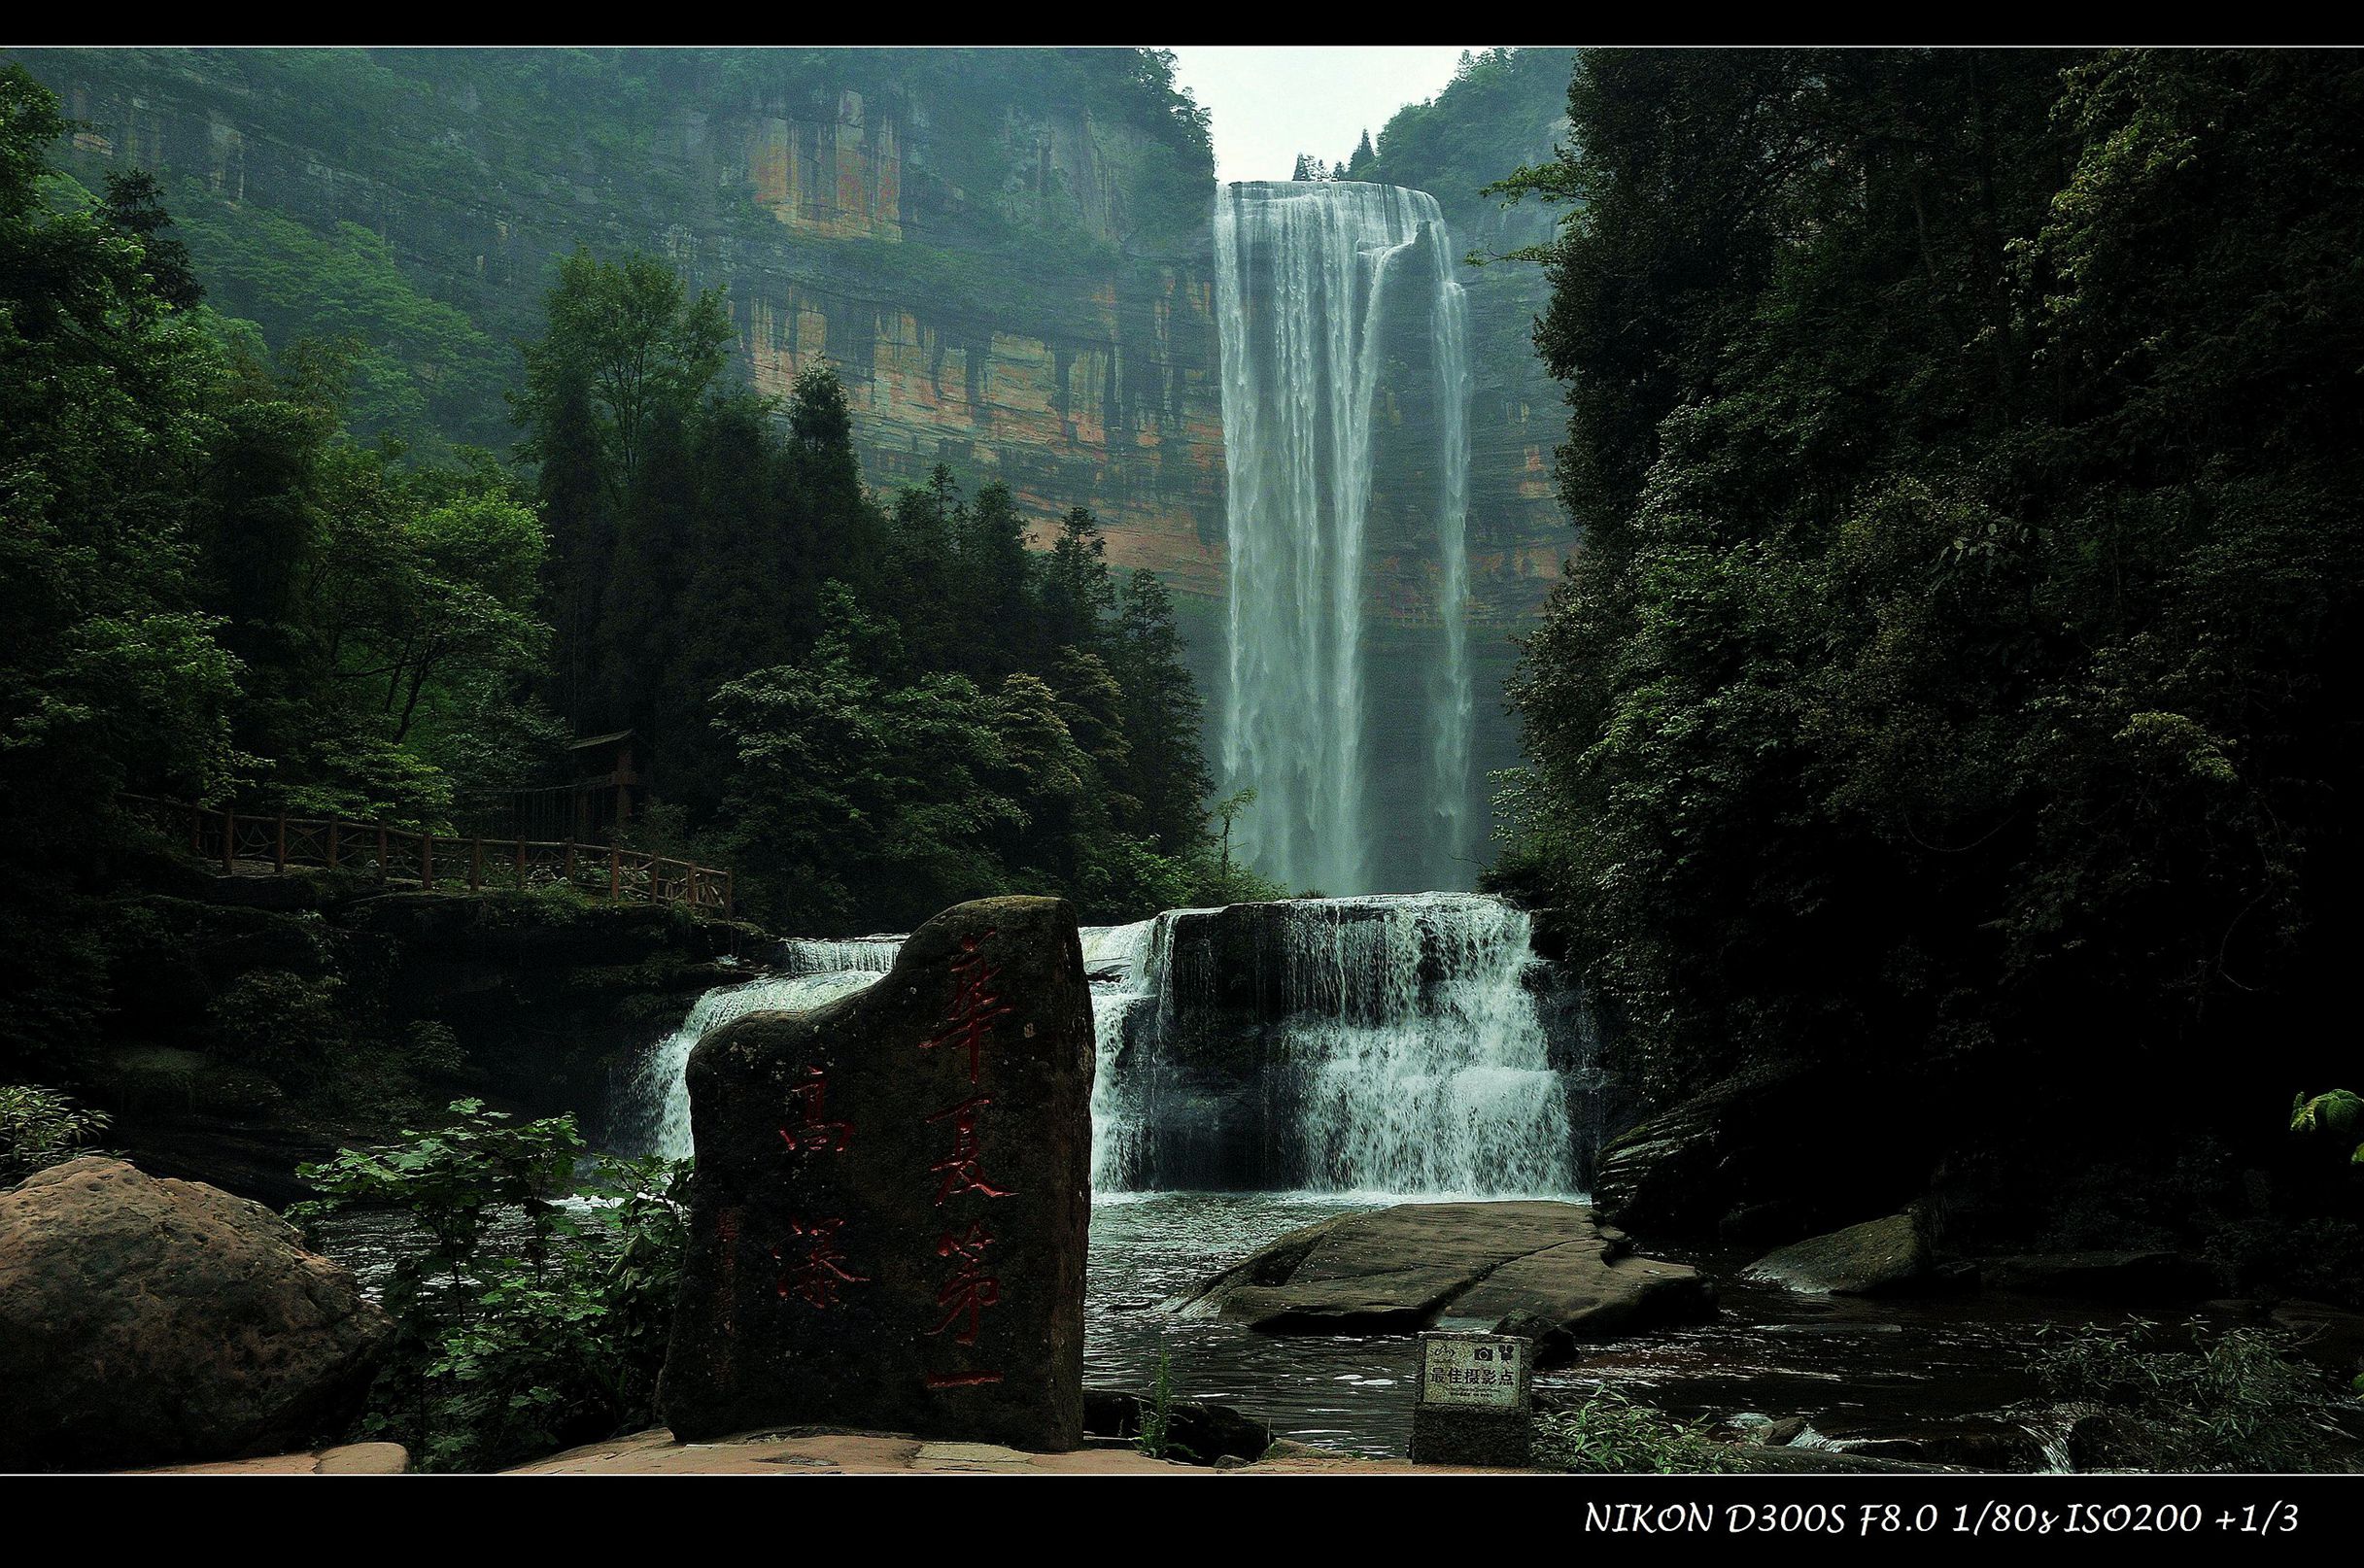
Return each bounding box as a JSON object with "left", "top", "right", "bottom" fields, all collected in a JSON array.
[
  {"left": 659, "top": 896, "right": 1093, "bottom": 1451},
  {"left": 1745, "top": 1212, "right": 1931, "bottom": 1296},
  {"left": 1176, "top": 1201, "right": 1712, "bottom": 1358},
  {"left": 1761, "top": 1415, "right": 1810, "bottom": 1447},
  {"left": 1082, "top": 1390, "right": 1270, "bottom": 1463},
  {"left": 1825, "top": 1421, "right": 2047, "bottom": 1471},
  {"left": 2063, "top": 1407, "right": 2149, "bottom": 1471},
  {"left": 1978, "top": 1250, "right": 2212, "bottom": 1301},
  {"left": 0, "top": 1157, "right": 390, "bottom": 1471},
  {"left": 1591, "top": 1065, "right": 1930, "bottom": 1244},
  {"left": 2267, "top": 1298, "right": 2364, "bottom": 1379}
]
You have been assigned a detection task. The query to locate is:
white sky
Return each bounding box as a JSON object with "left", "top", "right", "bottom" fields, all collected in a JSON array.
[{"left": 1166, "top": 47, "right": 1487, "bottom": 184}]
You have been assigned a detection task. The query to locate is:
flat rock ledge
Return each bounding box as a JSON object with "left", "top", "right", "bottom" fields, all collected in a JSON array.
[{"left": 1174, "top": 1201, "right": 1713, "bottom": 1358}]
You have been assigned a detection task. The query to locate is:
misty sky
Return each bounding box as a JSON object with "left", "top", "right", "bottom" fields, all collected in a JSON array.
[{"left": 1166, "top": 47, "right": 1486, "bottom": 183}]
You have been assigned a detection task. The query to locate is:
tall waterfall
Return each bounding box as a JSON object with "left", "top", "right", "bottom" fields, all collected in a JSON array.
[{"left": 1212, "top": 181, "right": 1474, "bottom": 895}]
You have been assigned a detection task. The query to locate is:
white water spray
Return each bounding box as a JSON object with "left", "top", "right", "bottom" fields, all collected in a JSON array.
[{"left": 1212, "top": 180, "right": 1475, "bottom": 893}]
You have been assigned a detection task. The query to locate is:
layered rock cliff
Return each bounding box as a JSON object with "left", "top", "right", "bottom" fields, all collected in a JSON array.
[
  {"left": 10, "top": 47, "right": 1578, "bottom": 636},
  {"left": 12, "top": 47, "right": 1233, "bottom": 594}
]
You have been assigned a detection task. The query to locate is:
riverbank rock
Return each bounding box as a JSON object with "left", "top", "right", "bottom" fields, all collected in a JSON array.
[
  {"left": 1082, "top": 1390, "right": 1270, "bottom": 1464},
  {"left": 2268, "top": 1299, "right": 2364, "bottom": 1380},
  {"left": 660, "top": 896, "right": 1093, "bottom": 1451},
  {"left": 1175, "top": 1201, "right": 1711, "bottom": 1358},
  {"left": 1591, "top": 1066, "right": 1930, "bottom": 1244},
  {"left": 0, "top": 1157, "right": 391, "bottom": 1471},
  {"left": 1976, "top": 1249, "right": 2212, "bottom": 1301},
  {"left": 1745, "top": 1212, "right": 1931, "bottom": 1296}
]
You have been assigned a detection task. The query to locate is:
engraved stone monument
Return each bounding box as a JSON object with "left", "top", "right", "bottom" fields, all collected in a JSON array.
[{"left": 657, "top": 895, "right": 1093, "bottom": 1450}]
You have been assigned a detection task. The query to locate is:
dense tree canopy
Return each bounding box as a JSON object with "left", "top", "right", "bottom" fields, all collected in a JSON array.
[
  {"left": 1493, "top": 51, "right": 2364, "bottom": 1177},
  {"left": 0, "top": 62, "right": 1235, "bottom": 1068}
]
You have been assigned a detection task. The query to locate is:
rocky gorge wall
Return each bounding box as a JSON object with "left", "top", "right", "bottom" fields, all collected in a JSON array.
[
  {"left": 12, "top": 48, "right": 1238, "bottom": 594},
  {"left": 10, "top": 46, "right": 1576, "bottom": 635}
]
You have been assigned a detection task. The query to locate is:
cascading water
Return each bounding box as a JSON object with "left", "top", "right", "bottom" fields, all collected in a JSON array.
[
  {"left": 619, "top": 936, "right": 908, "bottom": 1159},
  {"left": 625, "top": 899, "right": 1583, "bottom": 1196},
  {"left": 1212, "top": 180, "right": 1475, "bottom": 894},
  {"left": 1090, "top": 893, "right": 1583, "bottom": 1197},
  {"left": 1280, "top": 896, "right": 1571, "bottom": 1194}
]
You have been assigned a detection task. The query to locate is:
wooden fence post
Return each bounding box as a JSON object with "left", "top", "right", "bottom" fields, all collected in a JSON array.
[
  {"left": 327, "top": 820, "right": 340, "bottom": 872},
  {"left": 515, "top": 838, "right": 527, "bottom": 890},
  {"left": 222, "top": 809, "right": 236, "bottom": 873},
  {"left": 470, "top": 838, "right": 483, "bottom": 893},
  {"left": 608, "top": 845, "right": 621, "bottom": 902},
  {"left": 422, "top": 833, "right": 435, "bottom": 889},
  {"left": 725, "top": 869, "right": 735, "bottom": 918},
  {"left": 564, "top": 841, "right": 576, "bottom": 888},
  {"left": 377, "top": 826, "right": 389, "bottom": 881},
  {"left": 275, "top": 814, "right": 288, "bottom": 874}
]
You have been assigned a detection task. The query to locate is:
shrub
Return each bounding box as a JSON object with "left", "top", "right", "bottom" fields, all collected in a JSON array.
[
  {"left": 206, "top": 969, "right": 347, "bottom": 1078},
  {"left": 293, "top": 1100, "right": 691, "bottom": 1471},
  {"left": 2034, "top": 1316, "right": 2356, "bottom": 1472},
  {"left": 0, "top": 1083, "right": 112, "bottom": 1184},
  {"left": 1532, "top": 1387, "right": 1736, "bottom": 1473}
]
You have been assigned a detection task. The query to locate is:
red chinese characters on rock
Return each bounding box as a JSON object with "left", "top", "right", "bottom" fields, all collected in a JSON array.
[
  {"left": 773, "top": 1214, "right": 869, "bottom": 1311},
  {"left": 926, "top": 1096, "right": 1015, "bottom": 1205},
  {"left": 920, "top": 930, "right": 1017, "bottom": 1388},
  {"left": 926, "top": 1219, "right": 1002, "bottom": 1346},
  {"left": 920, "top": 932, "right": 1014, "bottom": 1084},
  {"left": 778, "top": 1066, "right": 853, "bottom": 1155}
]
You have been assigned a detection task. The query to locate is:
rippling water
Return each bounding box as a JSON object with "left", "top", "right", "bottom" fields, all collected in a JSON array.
[{"left": 319, "top": 1191, "right": 2083, "bottom": 1464}]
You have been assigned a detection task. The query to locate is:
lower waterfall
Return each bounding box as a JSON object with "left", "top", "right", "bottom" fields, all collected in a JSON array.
[{"left": 626, "top": 896, "right": 1587, "bottom": 1196}]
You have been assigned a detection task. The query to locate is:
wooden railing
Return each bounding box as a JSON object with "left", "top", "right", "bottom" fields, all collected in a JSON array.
[{"left": 124, "top": 796, "right": 733, "bottom": 916}]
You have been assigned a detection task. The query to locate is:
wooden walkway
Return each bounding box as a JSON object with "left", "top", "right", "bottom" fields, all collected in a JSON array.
[{"left": 125, "top": 795, "right": 733, "bottom": 916}]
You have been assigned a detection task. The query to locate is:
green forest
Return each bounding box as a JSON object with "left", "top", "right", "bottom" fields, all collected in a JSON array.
[
  {"left": 5, "top": 45, "right": 2364, "bottom": 1481},
  {"left": 1488, "top": 49, "right": 2364, "bottom": 1289},
  {"left": 0, "top": 61, "right": 1255, "bottom": 1074}
]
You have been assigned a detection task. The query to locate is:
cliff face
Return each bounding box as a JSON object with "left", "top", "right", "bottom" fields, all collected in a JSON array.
[
  {"left": 8, "top": 47, "right": 1573, "bottom": 634},
  {"left": 13, "top": 48, "right": 1232, "bottom": 594},
  {"left": 1357, "top": 47, "right": 1583, "bottom": 633}
]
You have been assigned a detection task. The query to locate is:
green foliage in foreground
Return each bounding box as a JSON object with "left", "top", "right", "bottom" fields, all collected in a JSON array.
[
  {"left": 0, "top": 1083, "right": 112, "bottom": 1184},
  {"left": 2291, "top": 1090, "right": 2364, "bottom": 1167},
  {"left": 1532, "top": 1387, "right": 1736, "bottom": 1474},
  {"left": 293, "top": 1100, "right": 689, "bottom": 1473},
  {"left": 1134, "top": 1346, "right": 1192, "bottom": 1463},
  {"left": 2034, "top": 1317, "right": 2358, "bottom": 1473}
]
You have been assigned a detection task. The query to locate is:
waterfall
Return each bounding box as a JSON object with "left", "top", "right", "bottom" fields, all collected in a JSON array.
[
  {"left": 1278, "top": 896, "right": 1571, "bottom": 1195},
  {"left": 1212, "top": 180, "right": 1475, "bottom": 894},
  {"left": 1079, "top": 909, "right": 1216, "bottom": 1191},
  {"left": 626, "top": 898, "right": 1580, "bottom": 1196},
  {"left": 620, "top": 936, "right": 907, "bottom": 1159},
  {"left": 1094, "top": 894, "right": 1581, "bottom": 1197}
]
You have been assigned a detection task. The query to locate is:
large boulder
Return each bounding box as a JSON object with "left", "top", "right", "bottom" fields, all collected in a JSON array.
[
  {"left": 1176, "top": 1201, "right": 1712, "bottom": 1359},
  {"left": 0, "top": 1157, "right": 391, "bottom": 1471},
  {"left": 1745, "top": 1212, "right": 1932, "bottom": 1296},
  {"left": 1976, "top": 1250, "right": 2213, "bottom": 1302},
  {"left": 1590, "top": 1065, "right": 1932, "bottom": 1244}
]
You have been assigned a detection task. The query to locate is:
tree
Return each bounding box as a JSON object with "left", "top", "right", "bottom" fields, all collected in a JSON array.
[
  {"left": 516, "top": 248, "right": 730, "bottom": 735},
  {"left": 98, "top": 168, "right": 202, "bottom": 310},
  {"left": 0, "top": 66, "right": 242, "bottom": 1059},
  {"left": 1497, "top": 48, "right": 2364, "bottom": 1187}
]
